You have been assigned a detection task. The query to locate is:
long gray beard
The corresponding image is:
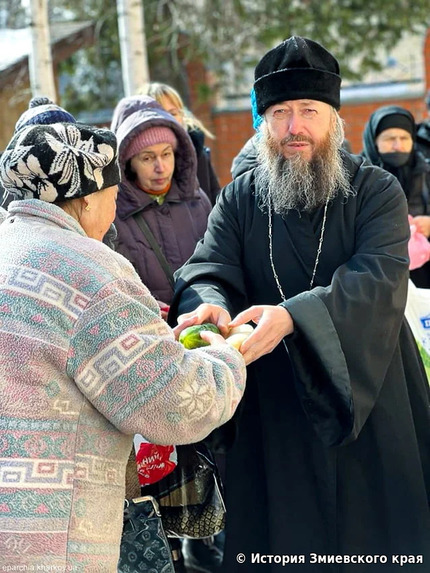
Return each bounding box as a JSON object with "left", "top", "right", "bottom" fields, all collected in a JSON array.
[{"left": 255, "top": 114, "right": 353, "bottom": 215}]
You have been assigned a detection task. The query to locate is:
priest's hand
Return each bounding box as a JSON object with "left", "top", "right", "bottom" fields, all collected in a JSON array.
[
  {"left": 229, "top": 305, "right": 294, "bottom": 365},
  {"left": 173, "top": 303, "right": 232, "bottom": 339}
]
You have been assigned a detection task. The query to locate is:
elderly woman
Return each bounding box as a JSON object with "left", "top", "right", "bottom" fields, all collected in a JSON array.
[
  {"left": 0, "top": 122, "right": 246, "bottom": 571},
  {"left": 111, "top": 96, "right": 213, "bottom": 320},
  {"left": 362, "top": 105, "right": 430, "bottom": 287},
  {"left": 139, "top": 82, "right": 221, "bottom": 205}
]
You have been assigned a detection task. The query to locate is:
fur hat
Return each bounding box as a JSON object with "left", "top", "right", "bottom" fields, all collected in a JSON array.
[
  {"left": 0, "top": 123, "right": 121, "bottom": 203},
  {"left": 123, "top": 126, "right": 178, "bottom": 162},
  {"left": 15, "top": 96, "right": 76, "bottom": 133},
  {"left": 254, "top": 36, "right": 341, "bottom": 115}
]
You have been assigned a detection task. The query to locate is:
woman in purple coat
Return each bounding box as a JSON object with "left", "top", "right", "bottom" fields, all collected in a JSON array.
[{"left": 111, "top": 95, "right": 212, "bottom": 319}]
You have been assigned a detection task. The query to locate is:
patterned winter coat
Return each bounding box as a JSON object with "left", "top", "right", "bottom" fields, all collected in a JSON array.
[
  {"left": 0, "top": 200, "right": 246, "bottom": 572},
  {"left": 112, "top": 96, "right": 212, "bottom": 305}
]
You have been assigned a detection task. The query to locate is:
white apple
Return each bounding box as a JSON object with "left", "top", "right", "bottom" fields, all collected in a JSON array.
[{"left": 226, "top": 324, "right": 254, "bottom": 350}]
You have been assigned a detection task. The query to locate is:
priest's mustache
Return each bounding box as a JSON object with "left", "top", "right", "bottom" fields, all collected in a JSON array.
[{"left": 280, "top": 134, "right": 314, "bottom": 146}]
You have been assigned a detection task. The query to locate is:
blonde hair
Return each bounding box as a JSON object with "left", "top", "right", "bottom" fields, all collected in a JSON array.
[{"left": 139, "top": 82, "right": 215, "bottom": 140}]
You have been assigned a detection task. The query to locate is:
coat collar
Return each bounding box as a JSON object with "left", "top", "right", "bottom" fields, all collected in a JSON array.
[{"left": 116, "top": 178, "right": 203, "bottom": 220}]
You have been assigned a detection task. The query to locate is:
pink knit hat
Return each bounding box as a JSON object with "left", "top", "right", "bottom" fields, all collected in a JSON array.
[{"left": 124, "top": 126, "right": 178, "bottom": 161}]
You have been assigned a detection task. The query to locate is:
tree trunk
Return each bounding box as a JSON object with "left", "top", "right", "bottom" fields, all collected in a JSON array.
[
  {"left": 116, "top": 0, "right": 150, "bottom": 97},
  {"left": 29, "top": 0, "right": 56, "bottom": 100}
]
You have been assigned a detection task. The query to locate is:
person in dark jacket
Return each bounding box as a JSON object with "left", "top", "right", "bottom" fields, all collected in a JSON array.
[
  {"left": 140, "top": 82, "right": 221, "bottom": 205},
  {"left": 170, "top": 36, "right": 430, "bottom": 572},
  {"left": 362, "top": 105, "right": 430, "bottom": 287},
  {"left": 111, "top": 95, "right": 212, "bottom": 320},
  {"left": 416, "top": 90, "right": 430, "bottom": 161}
]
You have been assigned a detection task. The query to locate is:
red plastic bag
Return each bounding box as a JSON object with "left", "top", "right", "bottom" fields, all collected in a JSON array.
[
  {"left": 134, "top": 438, "right": 178, "bottom": 487},
  {"left": 408, "top": 215, "right": 430, "bottom": 270}
]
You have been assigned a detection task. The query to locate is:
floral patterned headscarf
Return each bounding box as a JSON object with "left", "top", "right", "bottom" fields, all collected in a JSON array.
[{"left": 0, "top": 122, "right": 121, "bottom": 202}]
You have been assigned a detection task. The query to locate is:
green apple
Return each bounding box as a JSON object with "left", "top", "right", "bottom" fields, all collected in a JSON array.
[{"left": 178, "top": 323, "right": 221, "bottom": 349}]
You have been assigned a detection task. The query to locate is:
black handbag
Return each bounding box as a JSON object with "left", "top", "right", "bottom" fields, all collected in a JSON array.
[
  {"left": 141, "top": 442, "right": 226, "bottom": 539},
  {"left": 118, "top": 495, "right": 175, "bottom": 573}
]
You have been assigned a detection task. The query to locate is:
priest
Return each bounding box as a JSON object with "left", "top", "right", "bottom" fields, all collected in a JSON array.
[{"left": 170, "top": 36, "right": 430, "bottom": 571}]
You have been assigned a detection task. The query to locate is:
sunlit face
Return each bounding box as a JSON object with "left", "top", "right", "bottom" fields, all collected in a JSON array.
[
  {"left": 255, "top": 108, "right": 351, "bottom": 215},
  {"left": 82, "top": 185, "right": 118, "bottom": 241},
  {"left": 264, "top": 99, "right": 333, "bottom": 161},
  {"left": 130, "top": 143, "right": 175, "bottom": 193},
  {"left": 375, "top": 128, "right": 413, "bottom": 154},
  {"left": 158, "top": 95, "right": 185, "bottom": 125}
]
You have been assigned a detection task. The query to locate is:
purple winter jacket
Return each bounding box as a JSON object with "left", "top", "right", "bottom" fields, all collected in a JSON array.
[{"left": 112, "top": 96, "right": 212, "bottom": 305}]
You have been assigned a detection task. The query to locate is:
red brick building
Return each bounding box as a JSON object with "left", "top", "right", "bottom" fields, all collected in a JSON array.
[{"left": 188, "top": 29, "right": 430, "bottom": 188}]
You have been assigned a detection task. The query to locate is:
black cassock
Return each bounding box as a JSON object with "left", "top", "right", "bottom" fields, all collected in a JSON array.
[{"left": 170, "top": 153, "right": 430, "bottom": 572}]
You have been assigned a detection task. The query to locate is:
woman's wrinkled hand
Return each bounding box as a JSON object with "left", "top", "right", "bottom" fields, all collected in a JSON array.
[
  {"left": 199, "top": 329, "right": 230, "bottom": 348},
  {"left": 173, "top": 303, "right": 232, "bottom": 339}
]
